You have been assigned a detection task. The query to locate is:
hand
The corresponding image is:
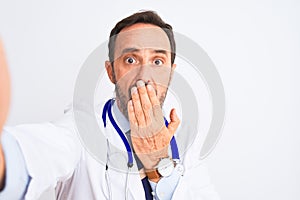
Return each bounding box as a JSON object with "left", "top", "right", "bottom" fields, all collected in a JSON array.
[
  {"left": 0, "top": 38, "right": 10, "bottom": 189},
  {"left": 127, "top": 80, "right": 180, "bottom": 172}
]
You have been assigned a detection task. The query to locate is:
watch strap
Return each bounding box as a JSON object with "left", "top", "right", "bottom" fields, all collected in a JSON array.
[{"left": 145, "top": 169, "right": 161, "bottom": 180}]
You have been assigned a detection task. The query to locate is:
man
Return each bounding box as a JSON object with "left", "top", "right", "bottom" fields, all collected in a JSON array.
[{"left": 0, "top": 11, "right": 220, "bottom": 199}]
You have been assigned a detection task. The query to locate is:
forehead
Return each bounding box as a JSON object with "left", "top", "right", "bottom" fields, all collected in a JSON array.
[{"left": 114, "top": 23, "right": 171, "bottom": 59}]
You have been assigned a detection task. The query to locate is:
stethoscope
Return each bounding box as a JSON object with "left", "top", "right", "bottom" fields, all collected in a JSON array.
[{"left": 102, "top": 98, "right": 180, "bottom": 200}]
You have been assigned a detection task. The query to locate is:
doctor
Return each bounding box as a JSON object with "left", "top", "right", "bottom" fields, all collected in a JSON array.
[{"left": 0, "top": 11, "right": 220, "bottom": 199}]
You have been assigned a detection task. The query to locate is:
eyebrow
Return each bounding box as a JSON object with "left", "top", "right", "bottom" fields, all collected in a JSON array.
[
  {"left": 153, "top": 49, "right": 168, "bottom": 56},
  {"left": 121, "top": 48, "right": 168, "bottom": 56},
  {"left": 121, "top": 47, "right": 140, "bottom": 55}
]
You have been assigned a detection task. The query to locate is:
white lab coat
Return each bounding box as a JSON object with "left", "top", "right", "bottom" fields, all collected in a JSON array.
[{"left": 4, "top": 104, "right": 220, "bottom": 200}]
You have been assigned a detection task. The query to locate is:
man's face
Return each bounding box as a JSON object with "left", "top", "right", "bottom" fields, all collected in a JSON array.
[{"left": 106, "top": 23, "right": 176, "bottom": 118}]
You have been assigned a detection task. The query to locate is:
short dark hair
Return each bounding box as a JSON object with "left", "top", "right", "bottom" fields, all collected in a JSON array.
[{"left": 108, "top": 10, "right": 176, "bottom": 64}]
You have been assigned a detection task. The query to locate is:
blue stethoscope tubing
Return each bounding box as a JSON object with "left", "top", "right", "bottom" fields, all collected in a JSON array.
[{"left": 102, "top": 98, "right": 180, "bottom": 168}]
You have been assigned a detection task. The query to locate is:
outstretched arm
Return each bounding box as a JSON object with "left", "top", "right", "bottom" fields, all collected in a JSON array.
[
  {"left": 0, "top": 38, "right": 10, "bottom": 189},
  {"left": 0, "top": 40, "right": 30, "bottom": 199},
  {"left": 0, "top": 39, "right": 81, "bottom": 199}
]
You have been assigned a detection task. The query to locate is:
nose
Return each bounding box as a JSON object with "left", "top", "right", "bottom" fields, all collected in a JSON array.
[
  {"left": 134, "top": 50, "right": 154, "bottom": 85},
  {"left": 135, "top": 64, "right": 152, "bottom": 85}
]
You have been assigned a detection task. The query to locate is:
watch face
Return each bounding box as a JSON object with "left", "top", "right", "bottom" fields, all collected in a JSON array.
[{"left": 157, "top": 158, "right": 174, "bottom": 177}]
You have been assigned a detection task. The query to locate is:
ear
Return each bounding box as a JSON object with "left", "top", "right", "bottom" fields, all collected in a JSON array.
[
  {"left": 170, "top": 63, "right": 176, "bottom": 77},
  {"left": 171, "top": 63, "right": 176, "bottom": 70},
  {"left": 105, "top": 61, "right": 116, "bottom": 84},
  {"left": 168, "top": 63, "right": 176, "bottom": 84}
]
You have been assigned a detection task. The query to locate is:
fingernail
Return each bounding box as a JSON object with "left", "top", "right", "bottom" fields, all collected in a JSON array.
[
  {"left": 129, "top": 100, "right": 133, "bottom": 106},
  {"left": 146, "top": 84, "right": 153, "bottom": 90},
  {"left": 131, "top": 86, "right": 137, "bottom": 94},
  {"left": 136, "top": 80, "right": 145, "bottom": 88}
]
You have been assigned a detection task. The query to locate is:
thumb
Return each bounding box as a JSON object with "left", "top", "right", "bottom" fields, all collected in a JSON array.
[{"left": 167, "top": 108, "right": 180, "bottom": 134}]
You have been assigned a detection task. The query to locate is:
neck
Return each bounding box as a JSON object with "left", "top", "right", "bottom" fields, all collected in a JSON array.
[
  {"left": 115, "top": 97, "right": 129, "bottom": 120},
  {"left": 112, "top": 97, "right": 131, "bottom": 133}
]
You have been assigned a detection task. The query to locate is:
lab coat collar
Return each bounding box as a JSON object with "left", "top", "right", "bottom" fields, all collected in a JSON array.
[{"left": 111, "top": 101, "right": 130, "bottom": 133}]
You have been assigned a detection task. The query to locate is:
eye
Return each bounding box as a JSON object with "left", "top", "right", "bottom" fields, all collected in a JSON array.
[
  {"left": 125, "top": 57, "right": 137, "bottom": 64},
  {"left": 153, "top": 59, "right": 163, "bottom": 66}
]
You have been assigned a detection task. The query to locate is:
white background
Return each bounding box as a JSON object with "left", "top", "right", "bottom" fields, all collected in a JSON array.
[{"left": 1, "top": 0, "right": 300, "bottom": 199}]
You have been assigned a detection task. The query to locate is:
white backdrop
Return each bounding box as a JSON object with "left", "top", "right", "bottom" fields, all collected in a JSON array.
[{"left": 1, "top": 0, "right": 299, "bottom": 199}]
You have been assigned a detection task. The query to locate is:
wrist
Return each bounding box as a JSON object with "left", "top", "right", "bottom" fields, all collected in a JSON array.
[
  {"left": 145, "top": 168, "right": 161, "bottom": 183},
  {"left": 145, "top": 157, "right": 175, "bottom": 183}
]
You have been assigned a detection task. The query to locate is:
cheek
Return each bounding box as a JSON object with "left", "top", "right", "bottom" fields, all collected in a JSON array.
[
  {"left": 114, "top": 68, "right": 122, "bottom": 81},
  {"left": 113, "top": 64, "right": 132, "bottom": 82},
  {"left": 155, "top": 85, "right": 168, "bottom": 96},
  {"left": 114, "top": 59, "right": 131, "bottom": 82},
  {"left": 115, "top": 68, "right": 136, "bottom": 99},
  {"left": 115, "top": 65, "right": 139, "bottom": 91}
]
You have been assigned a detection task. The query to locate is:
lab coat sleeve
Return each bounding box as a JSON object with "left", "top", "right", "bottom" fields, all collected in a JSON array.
[
  {"left": 149, "top": 168, "right": 180, "bottom": 200},
  {"left": 172, "top": 162, "right": 220, "bottom": 200},
  {"left": 0, "top": 130, "right": 31, "bottom": 199},
  {"left": 3, "top": 111, "right": 82, "bottom": 199}
]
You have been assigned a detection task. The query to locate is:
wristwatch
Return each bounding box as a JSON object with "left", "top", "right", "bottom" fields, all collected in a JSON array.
[{"left": 146, "top": 157, "right": 175, "bottom": 180}]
